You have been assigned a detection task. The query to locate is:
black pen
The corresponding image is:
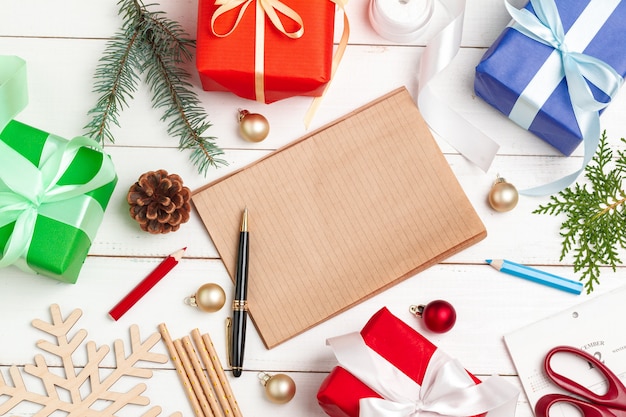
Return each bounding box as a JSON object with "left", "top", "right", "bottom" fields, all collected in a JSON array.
[{"left": 230, "top": 207, "right": 249, "bottom": 377}]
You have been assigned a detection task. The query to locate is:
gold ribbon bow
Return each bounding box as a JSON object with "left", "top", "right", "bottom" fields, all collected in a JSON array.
[{"left": 211, "top": 0, "right": 304, "bottom": 39}]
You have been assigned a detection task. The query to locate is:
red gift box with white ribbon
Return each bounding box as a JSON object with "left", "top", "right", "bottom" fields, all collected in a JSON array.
[{"left": 317, "top": 307, "right": 519, "bottom": 417}]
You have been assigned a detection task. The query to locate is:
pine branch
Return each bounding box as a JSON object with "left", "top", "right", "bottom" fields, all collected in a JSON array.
[
  {"left": 534, "top": 131, "right": 626, "bottom": 293},
  {"left": 84, "top": 0, "right": 226, "bottom": 175},
  {"left": 141, "top": 20, "right": 226, "bottom": 173},
  {"left": 84, "top": 16, "right": 144, "bottom": 144}
]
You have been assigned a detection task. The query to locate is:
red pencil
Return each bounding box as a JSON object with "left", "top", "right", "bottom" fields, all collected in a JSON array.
[{"left": 108, "top": 247, "right": 186, "bottom": 321}]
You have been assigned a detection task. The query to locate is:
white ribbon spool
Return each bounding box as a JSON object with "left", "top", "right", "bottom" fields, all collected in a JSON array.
[{"left": 369, "top": 0, "right": 434, "bottom": 43}]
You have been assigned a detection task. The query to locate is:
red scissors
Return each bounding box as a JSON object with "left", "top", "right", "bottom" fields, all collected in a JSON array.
[{"left": 535, "top": 346, "right": 626, "bottom": 417}]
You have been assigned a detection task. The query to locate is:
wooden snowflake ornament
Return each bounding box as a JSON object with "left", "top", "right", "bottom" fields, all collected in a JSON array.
[{"left": 0, "top": 304, "right": 182, "bottom": 416}]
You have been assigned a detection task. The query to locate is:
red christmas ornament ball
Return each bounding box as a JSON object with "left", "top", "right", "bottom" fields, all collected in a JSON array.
[{"left": 416, "top": 300, "right": 457, "bottom": 333}]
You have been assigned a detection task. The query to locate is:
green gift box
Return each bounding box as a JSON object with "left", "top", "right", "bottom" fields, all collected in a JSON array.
[{"left": 0, "top": 56, "right": 117, "bottom": 283}]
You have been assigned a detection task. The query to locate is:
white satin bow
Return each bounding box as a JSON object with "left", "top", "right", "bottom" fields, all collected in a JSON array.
[{"left": 327, "top": 332, "right": 519, "bottom": 417}]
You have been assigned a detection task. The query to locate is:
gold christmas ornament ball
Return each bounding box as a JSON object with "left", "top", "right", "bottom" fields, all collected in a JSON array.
[
  {"left": 259, "top": 372, "right": 296, "bottom": 404},
  {"left": 186, "top": 283, "right": 226, "bottom": 312},
  {"left": 488, "top": 176, "right": 519, "bottom": 212},
  {"left": 238, "top": 109, "right": 269, "bottom": 142}
]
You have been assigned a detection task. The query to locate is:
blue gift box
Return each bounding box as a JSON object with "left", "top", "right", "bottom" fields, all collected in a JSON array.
[{"left": 474, "top": 0, "right": 626, "bottom": 156}]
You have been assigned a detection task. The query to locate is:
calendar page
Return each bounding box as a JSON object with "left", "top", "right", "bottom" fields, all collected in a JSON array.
[{"left": 504, "top": 285, "right": 626, "bottom": 417}]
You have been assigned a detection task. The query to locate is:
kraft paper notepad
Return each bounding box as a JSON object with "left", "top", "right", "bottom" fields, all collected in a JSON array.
[{"left": 192, "top": 87, "right": 486, "bottom": 349}]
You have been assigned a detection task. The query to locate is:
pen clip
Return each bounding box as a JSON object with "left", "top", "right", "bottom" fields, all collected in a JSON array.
[{"left": 226, "top": 317, "right": 232, "bottom": 368}]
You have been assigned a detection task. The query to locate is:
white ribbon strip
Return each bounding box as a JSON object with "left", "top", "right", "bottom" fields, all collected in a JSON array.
[
  {"left": 366, "top": 0, "right": 500, "bottom": 171},
  {"left": 416, "top": 0, "right": 500, "bottom": 171},
  {"left": 327, "top": 332, "right": 520, "bottom": 417}
]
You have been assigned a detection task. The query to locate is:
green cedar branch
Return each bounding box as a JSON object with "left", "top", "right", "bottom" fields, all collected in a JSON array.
[
  {"left": 85, "top": 0, "right": 226, "bottom": 175},
  {"left": 534, "top": 131, "right": 626, "bottom": 293}
]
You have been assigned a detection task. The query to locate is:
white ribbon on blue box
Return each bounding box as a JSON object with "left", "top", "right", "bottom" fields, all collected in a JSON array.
[{"left": 475, "top": 0, "right": 625, "bottom": 195}]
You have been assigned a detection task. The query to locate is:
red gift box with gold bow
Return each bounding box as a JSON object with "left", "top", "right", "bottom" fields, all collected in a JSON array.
[
  {"left": 317, "top": 307, "right": 519, "bottom": 417},
  {"left": 196, "top": 0, "right": 338, "bottom": 103}
]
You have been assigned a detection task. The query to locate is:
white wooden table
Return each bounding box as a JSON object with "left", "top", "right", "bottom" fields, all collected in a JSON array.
[{"left": 2, "top": 1, "right": 626, "bottom": 416}]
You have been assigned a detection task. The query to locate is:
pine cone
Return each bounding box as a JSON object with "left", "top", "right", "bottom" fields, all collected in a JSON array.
[{"left": 127, "top": 169, "right": 191, "bottom": 234}]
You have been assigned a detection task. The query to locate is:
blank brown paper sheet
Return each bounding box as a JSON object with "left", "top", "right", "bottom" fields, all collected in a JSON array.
[{"left": 192, "top": 87, "right": 486, "bottom": 349}]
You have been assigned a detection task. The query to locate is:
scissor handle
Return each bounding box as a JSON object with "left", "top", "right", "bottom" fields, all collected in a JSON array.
[
  {"left": 544, "top": 346, "right": 626, "bottom": 409},
  {"left": 535, "top": 394, "right": 614, "bottom": 417}
]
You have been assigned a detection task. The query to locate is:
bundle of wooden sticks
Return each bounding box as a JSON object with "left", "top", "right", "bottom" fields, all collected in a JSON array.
[{"left": 158, "top": 323, "right": 244, "bottom": 417}]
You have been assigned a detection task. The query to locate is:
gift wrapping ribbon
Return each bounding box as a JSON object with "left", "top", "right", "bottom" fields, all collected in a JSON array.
[
  {"left": 305, "top": 0, "right": 349, "bottom": 128},
  {"left": 370, "top": 0, "right": 500, "bottom": 171},
  {"left": 0, "top": 56, "right": 27, "bottom": 132},
  {"left": 505, "top": 0, "right": 623, "bottom": 196},
  {"left": 211, "top": 0, "right": 350, "bottom": 127},
  {"left": 327, "top": 332, "right": 519, "bottom": 417},
  {"left": 0, "top": 55, "right": 116, "bottom": 270},
  {"left": 414, "top": 0, "right": 500, "bottom": 172},
  {"left": 211, "top": 0, "right": 304, "bottom": 39}
]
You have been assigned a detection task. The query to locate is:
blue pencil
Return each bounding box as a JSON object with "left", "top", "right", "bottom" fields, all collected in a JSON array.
[{"left": 486, "top": 259, "right": 583, "bottom": 295}]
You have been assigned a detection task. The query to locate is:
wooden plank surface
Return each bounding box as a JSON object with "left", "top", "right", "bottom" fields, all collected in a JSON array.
[{"left": 1, "top": 1, "right": 625, "bottom": 416}]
